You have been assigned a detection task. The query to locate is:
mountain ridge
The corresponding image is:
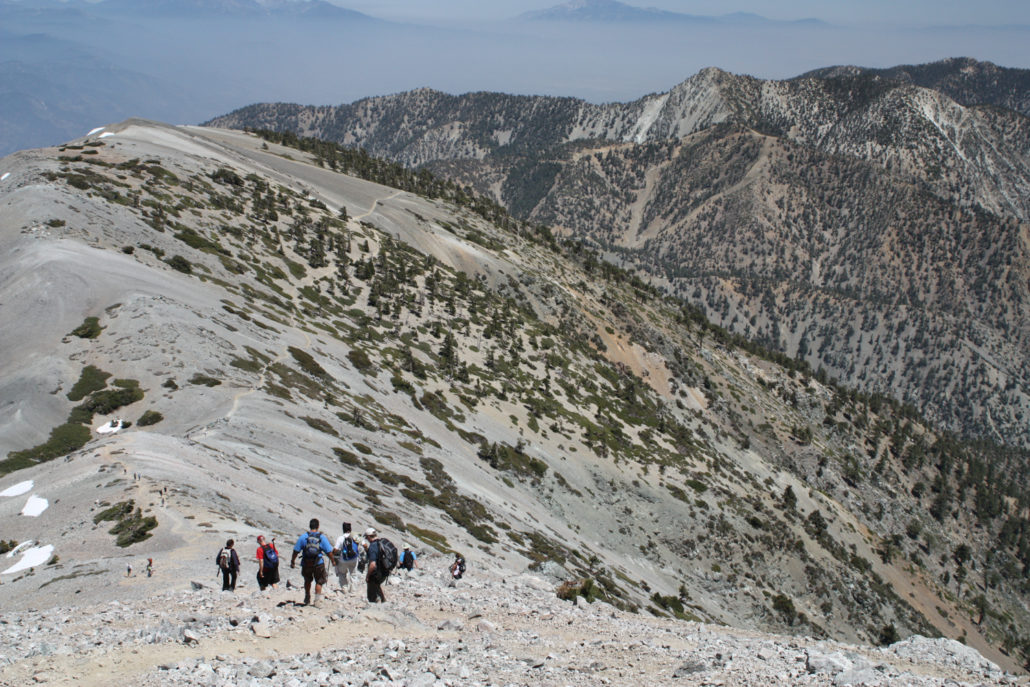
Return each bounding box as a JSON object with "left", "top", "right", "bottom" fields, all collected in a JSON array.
[
  {"left": 208, "top": 58, "right": 1030, "bottom": 449},
  {"left": 1, "top": 120, "right": 1029, "bottom": 673}
]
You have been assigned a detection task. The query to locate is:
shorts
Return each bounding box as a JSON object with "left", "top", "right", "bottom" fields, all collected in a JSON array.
[
  {"left": 302, "top": 563, "right": 327, "bottom": 586},
  {"left": 259, "top": 565, "right": 280, "bottom": 587}
]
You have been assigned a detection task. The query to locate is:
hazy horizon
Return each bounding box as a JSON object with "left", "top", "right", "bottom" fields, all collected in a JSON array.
[{"left": 1, "top": 0, "right": 1029, "bottom": 155}]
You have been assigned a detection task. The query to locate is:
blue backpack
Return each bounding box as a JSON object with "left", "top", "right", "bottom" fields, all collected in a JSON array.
[{"left": 262, "top": 544, "right": 279, "bottom": 567}]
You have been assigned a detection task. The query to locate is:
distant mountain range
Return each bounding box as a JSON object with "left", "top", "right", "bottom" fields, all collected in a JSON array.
[
  {"left": 519, "top": 0, "right": 824, "bottom": 26},
  {"left": 210, "top": 57, "right": 1030, "bottom": 448},
  {"left": 94, "top": 0, "right": 376, "bottom": 20}
]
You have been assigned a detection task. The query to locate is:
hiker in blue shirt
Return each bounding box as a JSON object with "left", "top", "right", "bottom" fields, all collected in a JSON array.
[
  {"left": 290, "top": 518, "right": 333, "bottom": 607},
  {"left": 399, "top": 544, "right": 417, "bottom": 571}
]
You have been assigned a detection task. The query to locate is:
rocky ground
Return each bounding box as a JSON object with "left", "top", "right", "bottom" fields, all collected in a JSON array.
[{"left": 0, "top": 555, "right": 1019, "bottom": 686}]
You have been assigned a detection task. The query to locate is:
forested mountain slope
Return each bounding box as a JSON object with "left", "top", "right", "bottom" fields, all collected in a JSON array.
[{"left": 209, "top": 59, "right": 1030, "bottom": 448}]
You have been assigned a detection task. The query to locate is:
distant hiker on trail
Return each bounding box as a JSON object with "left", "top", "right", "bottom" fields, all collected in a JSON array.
[
  {"left": 365, "top": 528, "right": 398, "bottom": 603},
  {"left": 216, "top": 539, "right": 240, "bottom": 591},
  {"left": 256, "top": 535, "right": 280, "bottom": 591},
  {"left": 332, "top": 523, "right": 361, "bottom": 592},
  {"left": 146, "top": 558, "right": 153, "bottom": 577},
  {"left": 400, "top": 544, "right": 417, "bottom": 571},
  {"left": 126, "top": 562, "right": 133, "bottom": 578},
  {"left": 449, "top": 553, "right": 466, "bottom": 580},
  {"left": 290, "top": 518, "right": 333, "bottom": 607}
]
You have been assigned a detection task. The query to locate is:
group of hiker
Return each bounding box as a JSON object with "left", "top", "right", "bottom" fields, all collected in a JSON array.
[{"left": 216, "top": 519, "right": 463, "bottom": 607}]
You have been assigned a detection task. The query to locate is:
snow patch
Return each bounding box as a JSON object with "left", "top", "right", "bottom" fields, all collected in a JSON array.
[
  {"left": 87, "top": 126, "right": 105, "bottom": 136},
  {"left": 0, "top": 172, "right": 10, "bottom": 182},
  {"left": 21, "top": 495, "right": 49, "bottom": 517},
  {"left": 99, "top": 132, "right": 115, "bottom": 139},
  {"left": 6, "top": 540, "right": 34, "bottom": 558},
  {"left": 96, "top": 419, "right": 124, "bottom": 434},
  {"left": 0, "top": 480, "right": 33, "bottom": 497},
  {"left": 1, "top": 545, "right": 54, "bottom": 574}
]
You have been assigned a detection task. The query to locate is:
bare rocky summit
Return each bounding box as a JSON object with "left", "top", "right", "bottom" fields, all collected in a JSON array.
[{"left": 0, "top": 562, "right": 1017, "bottom": 686}]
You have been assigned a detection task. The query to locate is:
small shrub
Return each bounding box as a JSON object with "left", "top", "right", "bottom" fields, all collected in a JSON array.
[
  {"left": 67, "top": 365, "right": 111, "bottom": 401},
  {"left": 772, "top": 593, "right": 797, "bottom": 625},
  {"left": 166, "top": 255, "right": 193, "bottom": 274},
  {"left": 558, "top": 577, "right": 602, "bottom": 604},
  {"left": 354, "top": 443, "right": 373, "bottom": 455},
  {"left": 69, "top": 316, "right": 103, "bottom": 339},
  {"left": 289, "top": 347, "right": 328, "bottom": 377},
  {"left": 347, "top": 348, "right": 375, "bottom": 374},
  {"left": 302, "top": 416, "right": 338, "bottom": 436},
  {"left": 189, "top": 373, "right": 221, "bottom": 387},
  {"left": 162, "top": 378, "right": 178, "bottom": 390},
  {"left": 333, "top": 447, "right": 360, "bottom": 466},
  {"left": 137, "top": 410, "right": 163, "bottom": 427}
]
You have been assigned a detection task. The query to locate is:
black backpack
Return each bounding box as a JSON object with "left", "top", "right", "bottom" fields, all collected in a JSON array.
[{"left": 377, "top": 538, "right": 398, "bottom": 573}]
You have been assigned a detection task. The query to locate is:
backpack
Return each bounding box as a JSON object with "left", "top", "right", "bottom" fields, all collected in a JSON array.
[
  {"left": 218, "top": 548, "right": 230, "bottom": 570},
  {"left": 341, "top": 537, "right": 359, "bottom": 561},
  {"left": 377, "top": 538, "right": 398, "bottom": 573},
  {"left": 262, "top": 544, "right": 279, "bottom": 567},
  {"left": 302, "top": 532, "right": 322, "bottom": 563},
  {"left": 401, "top": 550, "right": 415, "bottom": 569}
]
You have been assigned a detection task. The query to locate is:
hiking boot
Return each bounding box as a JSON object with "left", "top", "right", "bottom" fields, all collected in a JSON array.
[
  {"left": 311, "top": 594, "right": 322, "bottom": 608},
  {"left": 303, "top": 594, "right": 311, "bottom": 606}
]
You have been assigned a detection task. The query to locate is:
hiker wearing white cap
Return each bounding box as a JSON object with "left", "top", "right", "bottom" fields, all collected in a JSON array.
[
  {"left": 399, "top": 543, "right": 417, "bottom": 571},
  {"left": 364, "top": 527, "right": 400, "bottom": 603}
]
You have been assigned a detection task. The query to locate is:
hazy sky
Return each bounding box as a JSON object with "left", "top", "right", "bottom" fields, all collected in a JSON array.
[{"left": 342, "top": 0, "right": 1030, "bottom": 27}]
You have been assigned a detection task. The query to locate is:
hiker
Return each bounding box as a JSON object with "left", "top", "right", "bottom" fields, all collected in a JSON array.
[
  {"left": 364, "top": 528, "right": 394, "bottom": 603},
  {"left": 399, "top": 544, "right": 417, "bottom": 571},
  {"left": 146, "top": 558, "right": 153, "bottom": 577},
  {"left": 332, "top": 523, "right": 361, "bottom": 592},
  {"left": 126, "top": 562, "right": 133, "bottom": 578},
  {"left": 290, "top": 518, "right": 333, "bottom": 606},
  {"left": 449, "top": 553, "right": 466, "bottom": 580},
  {"left": 216, "top": 539, "right": 241, "bottom": 591},
  {"left": 256, "top": 535, "right": 280, "bottom": 590}
]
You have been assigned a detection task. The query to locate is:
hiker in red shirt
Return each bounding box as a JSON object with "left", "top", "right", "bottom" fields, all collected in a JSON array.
[{"left": 256, "top": 535, "right": 280, "bottom": 590}]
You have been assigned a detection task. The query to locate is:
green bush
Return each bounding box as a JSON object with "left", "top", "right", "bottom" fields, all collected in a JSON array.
[
  {"left": 347, "top": 348, "right": 375, "bottom": 374},
  {"left": 71, "top": 385, "right": 144, "bottom": 422},
  {"left": 137, "top": 410, "right": 163, "bottom": 426},
  {"left": 772, "top": 594, "right": 797, "bottom": 625},
  {"left": 0, "top": 423, "right": 92, "bottom": 476},
  {"left": 69, "top": 316, "right": 103, "bottom": 339},
  {"left": 289, "top": 347, "right": 328, "bottom": 377},
  {"left": 166, "top": 255, "right": 193, "bottom": 274},
  {"left": 302, "top": 416, "right": 338, "bottom": 436},
  {"left": 189, "top": 374, "right": 221, "bottom": 387},
  {"left": 67, "top": 365, "right": 111, "bottom": 401}
]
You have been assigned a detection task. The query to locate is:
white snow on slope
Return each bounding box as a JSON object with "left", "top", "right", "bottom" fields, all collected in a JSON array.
[
  {"left": 99, "top": 132, "right": 116, "bottom": 139},
  {"left": 1, "top": 172, "right": 10, "bottom": 182},
  {"left": 21, "top": 495, "right": 49, "bottom": 517},
  {"left": 96, "top": 419, "right": 124, "bottom": 434},
  {"left": 0, "top": 480, "right": 33, "bottom": 497},
  {"left": 87, "top": 127, "right": 105, "bottom": 136},
  {"left": 1, "top": 545, "right": 54, "bottom": 574}
]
